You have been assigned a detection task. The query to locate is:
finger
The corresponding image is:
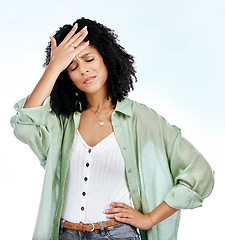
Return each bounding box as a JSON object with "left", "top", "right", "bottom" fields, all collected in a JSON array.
[
  {"left": 115, "top": 216, "right": 130, "bottom": 223},
  {"left": 72, "top": 40, "right": 89, "bottom": 55},
  {"left": 104, "top": 207, "right": 127, "bottom": 214},
  {"left": 106, "top": 214, "right": 115, "bottom": 219},
  {"left": 49, "top": 37, "right": 57, "bottom": 52},
  {"left": 106, "top": 212, "right": 130, "bottom": 219},
  {"left": 69, "top": 29, "right": 88, "bottom": 48},
  {"left": 110, "top": 202, "right": 131, "bottom": 209},
  {"left": 68, "top": 26, "right": 88, "bottom": 46},
  {"left": 62, "top": 23, "right": 78, "bottom": 44}
]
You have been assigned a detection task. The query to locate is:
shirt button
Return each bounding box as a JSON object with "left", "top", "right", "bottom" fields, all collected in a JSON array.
[
  {"left": 88, "top": 149, "right": 91, "bottom": 153},
  {"left": 128, "top": 169, "right": 132, "bottom": 173},
  {"left": 86, "top": 163, "right": 89, "bottom": 167},
  {"left": 123, "top": 146, "right": 127, "bottom": 150},
  {"left": 81, "top": 206, "right": 85, "bottom": 211},
  {"left": 82, "top": 192, "right": 86, "bottom": 196},
  {"left": 84, "top": 177, "right": 88, "bottom": 181}
]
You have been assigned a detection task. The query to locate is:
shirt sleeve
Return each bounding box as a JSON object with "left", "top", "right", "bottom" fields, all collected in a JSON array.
[
  {"left": 10, "top": 96, "right": 53, "bottom": 168},
  {"left": 163, "top": 129, "right": 215, "bottom": 209}
]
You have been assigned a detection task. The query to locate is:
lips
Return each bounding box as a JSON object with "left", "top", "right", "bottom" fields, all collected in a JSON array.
[{"left": 83, "top": 76, "right": 96, "bottom": 84}]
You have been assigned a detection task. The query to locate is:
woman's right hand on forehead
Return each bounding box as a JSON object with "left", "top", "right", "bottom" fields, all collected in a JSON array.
[
  {"left": 49, "top": 24, "right": 89, "bottom": 73},
  {"left": 23, "top": 24, "right": 89, "bottom": 109}
]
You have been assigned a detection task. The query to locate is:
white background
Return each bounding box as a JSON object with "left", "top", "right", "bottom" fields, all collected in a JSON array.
[{"left": 1, "top": 0, "right": 224, "bottom": 239}]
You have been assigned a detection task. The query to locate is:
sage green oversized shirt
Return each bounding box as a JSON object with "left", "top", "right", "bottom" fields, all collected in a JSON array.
[{"left": 11, "top": 96, "right": 214, "bottom": 240}]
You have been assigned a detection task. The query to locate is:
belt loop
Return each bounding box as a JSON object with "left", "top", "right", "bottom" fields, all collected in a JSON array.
[
  {"left": 78, "top": 221, "right": 84, "bottom": 232},
  {"left": 60, "top": 219, "right": 66, "bottom": 234},
  {"left": 99, "top": 221, "right": 106, "bottom": 236}
]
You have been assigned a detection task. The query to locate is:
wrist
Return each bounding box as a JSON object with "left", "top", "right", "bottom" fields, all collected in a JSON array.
[
  {"left": 146, "top": 213, "right": 157, "bottom": 229},
  {"left": 47, "top": 62, "right": 63, "bottom": 75}
]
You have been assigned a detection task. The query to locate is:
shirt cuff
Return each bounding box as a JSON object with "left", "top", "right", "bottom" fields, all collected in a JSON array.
[
  {"left": 12, "top": 96, "right": 51, "bottom": 126},
  {"left": 164, "top": 184, "right": 203, "bottom": 209}
]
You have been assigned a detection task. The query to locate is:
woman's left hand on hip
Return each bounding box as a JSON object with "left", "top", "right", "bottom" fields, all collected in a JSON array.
[{"left": 104, "top": 202, "right": 152, "bottom": 230}]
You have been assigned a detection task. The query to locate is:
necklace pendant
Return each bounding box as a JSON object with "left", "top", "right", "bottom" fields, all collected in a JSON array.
[{"left": 99, "top": 121, "right": 104, "bottom": 126}]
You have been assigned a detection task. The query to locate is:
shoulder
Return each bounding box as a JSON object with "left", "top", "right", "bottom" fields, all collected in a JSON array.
[
  {"left": 116, "top": 97, "right": 157, "bottom": 117},
  {"left": 125, "top": 98, "right": 180, "bottom": 133},
  {"left": 128, "top": 98, "right": 164, "bottom": 121}
]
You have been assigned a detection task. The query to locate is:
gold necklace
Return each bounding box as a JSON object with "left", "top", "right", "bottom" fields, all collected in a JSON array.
[{"left": 88, "top": 107, "right": 114, "bottom": 126}]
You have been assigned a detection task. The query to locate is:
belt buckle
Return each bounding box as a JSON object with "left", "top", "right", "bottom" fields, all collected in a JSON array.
[{"left": 78, "top": 222, "right": 95, "bottom": 232}]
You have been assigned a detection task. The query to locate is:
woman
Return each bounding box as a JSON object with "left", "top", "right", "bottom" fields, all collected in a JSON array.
[{"left": 11, "top": 17, "right": 214, "bottom": 240}]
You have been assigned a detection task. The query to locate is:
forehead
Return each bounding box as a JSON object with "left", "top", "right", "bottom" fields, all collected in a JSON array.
[{"left": 77, "top": 44, "right": 100, "bottom": 58}]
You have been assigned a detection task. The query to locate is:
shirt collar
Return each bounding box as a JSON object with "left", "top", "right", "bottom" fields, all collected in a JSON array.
[{"left": 114, "top": 97, "right": 133, "bottom": 117}]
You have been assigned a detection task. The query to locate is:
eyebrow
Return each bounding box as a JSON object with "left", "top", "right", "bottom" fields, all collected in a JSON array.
[{"left": 70, "top": 53, "right": 93, "bottom": 65}]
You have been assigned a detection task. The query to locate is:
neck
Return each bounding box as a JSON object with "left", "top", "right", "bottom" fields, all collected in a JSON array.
[{"left": 85, "top": 92, "right": 114, "bottom": 112}]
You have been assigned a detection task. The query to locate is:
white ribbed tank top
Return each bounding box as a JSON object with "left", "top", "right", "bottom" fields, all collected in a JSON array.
[{"left": 61, "top": 131, "right": 132, "bottom": 223}]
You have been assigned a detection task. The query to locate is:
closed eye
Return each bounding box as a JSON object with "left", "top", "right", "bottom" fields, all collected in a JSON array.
[
  {"left": 71, "top": 59, "right": 94, "bottom": 71},
  {"left": 71, "top": 66, "right": 78, "bottom": 71},
  {"left": 86, "top": 58, "right": 94, "bottom": 62}
]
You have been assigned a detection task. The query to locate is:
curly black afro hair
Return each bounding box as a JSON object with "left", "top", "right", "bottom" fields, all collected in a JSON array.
[{"left": 44, "top": 17, "right": 137, "bottom": 117}]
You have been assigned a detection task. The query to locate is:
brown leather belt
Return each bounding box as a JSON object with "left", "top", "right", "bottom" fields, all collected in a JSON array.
[{"left": 60, "top": 219, "right": 120, "bottom": 232}]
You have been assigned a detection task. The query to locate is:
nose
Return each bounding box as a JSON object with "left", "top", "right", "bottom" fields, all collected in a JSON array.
[
  {"left": 79, "top": 62, "right": 89, "bottom": 75},
  {"left": 81, "top": 70, "right": 89, "bottom": 75}
]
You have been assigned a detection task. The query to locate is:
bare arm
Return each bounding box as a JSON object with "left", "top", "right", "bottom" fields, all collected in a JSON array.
[
  {"left": 104, "top": 201, "right": 178, "bottom": 230},
  {"left": 24, "top": 24, "right": 89, "bottom": 108},
  {"left": 146, "top": 201, "right": 178, "bottom": 229}
]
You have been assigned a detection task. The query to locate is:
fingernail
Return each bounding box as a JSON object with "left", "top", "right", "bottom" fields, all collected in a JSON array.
[{"left": 73, "top": 23, "right": 78, "bottom": 28}]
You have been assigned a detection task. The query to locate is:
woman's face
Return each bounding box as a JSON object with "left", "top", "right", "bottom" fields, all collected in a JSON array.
[{"left": 67, "top": 45, "right": 108, "bottom": 96}]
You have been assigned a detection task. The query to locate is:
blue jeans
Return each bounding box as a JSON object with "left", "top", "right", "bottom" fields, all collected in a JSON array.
[{"left": 59, "top": 221, "right": 140, "bottom": 240}]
